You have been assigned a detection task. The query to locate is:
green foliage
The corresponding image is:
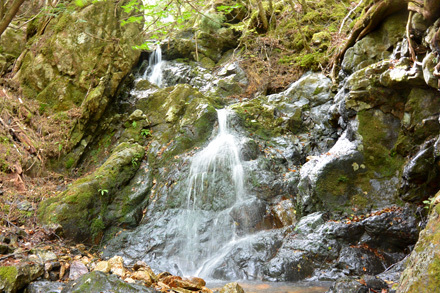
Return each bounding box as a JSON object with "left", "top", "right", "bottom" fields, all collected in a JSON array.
[
  {"left": 216, "top": 3, "right": 243, "bottom": 14},
  {"left": 141, "top": 129, "right": 151, "bottom": 137},
  {"left": 199, "top": 13, "right": 225, "bottom": 33},
  {"left": 98, "top": 189, "right": 109, "bottom": 196}
]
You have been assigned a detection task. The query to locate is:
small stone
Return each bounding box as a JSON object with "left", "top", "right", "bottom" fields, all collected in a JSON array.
[
  {"left": 157, "top": 271, "right": 172, "bottom": 280},
  {"left": 108, "top": 255, "right": 125, "bottom": 277},
  {"left": 129, "top": 109, "right": 145, "bottom": 121},
  {"left": 69, "top": 260, "right": 89, "bottom": 280},
  {"left": 133, "top": 260, "right": 147, "bottom": 271},
  {"left": 187, "top": 276, "right": 206, "bottom": 287},
  {"left": 94, "top": 261, "right": 111, "bottom": 273},
  {"left": 37, "top": 250, "right": 57, "bottom": 263},
  {"left": 219, "top": 282, "right": 245, "bottom": 293},
  {"left": 125, "top": 277, "right": 136, "bottom": 284},
  {"left": 132, "top": 270, "right": 153, "bottom": 286}
]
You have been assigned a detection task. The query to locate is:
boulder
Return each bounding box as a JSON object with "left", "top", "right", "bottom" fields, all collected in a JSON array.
[
  {"left": 38, "top": 142, "right": 145, "bottom": 242},
  {"left": 68, "top": 261, "right": 88, "bottom": 281},
  {"left": 60, "top": 271, "right": 159, "bottom": 293},
  {"left": 0, "top": 263, "right": 44, "bottom": 293}
]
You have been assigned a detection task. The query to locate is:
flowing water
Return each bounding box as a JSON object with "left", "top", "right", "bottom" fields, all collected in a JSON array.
[
  {"left": 173, "top": 108, "right": 249, "bottom": 277},
  {"left": 144, "top": 46, "right": 164, "bottom": 86}
]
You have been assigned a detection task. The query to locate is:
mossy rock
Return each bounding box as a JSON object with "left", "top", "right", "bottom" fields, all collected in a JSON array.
[
  {"left": 398, "top": 191, "right": 440, "bottom": 292},
  {"left": 0, "top": 263, "right": 43, "bottom": 293},
  {"left": 135, "top": 84, "right": 220, "bottom": 163},
  {"left": 38, "top": 142, "right": 145, "bottom": 242}
]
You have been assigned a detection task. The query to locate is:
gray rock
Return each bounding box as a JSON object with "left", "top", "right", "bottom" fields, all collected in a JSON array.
[
  {"left": 25, "top": 281, "right": 66, "bottom": 293},
  {"left": 68, "top": 261, "right": 89, "bottom": 281},
  {"left": 61, "top": 271, "right": 159, "bottom": 293}
]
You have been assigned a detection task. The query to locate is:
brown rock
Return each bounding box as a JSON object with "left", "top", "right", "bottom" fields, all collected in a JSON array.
[
  {"left": 162, "top": 275, "right": 203, "bottom": 291},
  {"left": 132, "top": 270, "right": 153, "bottom": 286},
  {"left": 219, "top": 282, "right": 245, "bottom": 293},
  {"left": 94, "top": 261, "right": 111, "bottom": 273},
  {"left": 108, "top": 256, "right": 125, "bottom": 277},
  {"left": 157, "top": 271, "right": 172, "bottom": 280},
  {"left": 186, "top": 276, "right": 206, "bottom": 287}
]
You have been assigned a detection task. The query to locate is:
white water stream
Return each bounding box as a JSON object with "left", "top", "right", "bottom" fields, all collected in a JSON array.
[
  {"left": 144, "top": 46, "right": 164, "bottom": 87},
  {"left": 174, "top": 108, "right": 250, "bottom": 277}
]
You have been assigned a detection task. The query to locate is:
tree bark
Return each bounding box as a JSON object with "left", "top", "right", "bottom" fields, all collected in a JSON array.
[
  {"left": 256, "top": 0, "right": 269, "bottom": 32},
  {"left": 0, "top": 0, "right": 26, "bottom": 38}
]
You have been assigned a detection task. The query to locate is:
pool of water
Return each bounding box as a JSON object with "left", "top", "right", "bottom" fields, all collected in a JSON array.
[{"left": 209, "top": 281, "right": 331, "bottom": 293}]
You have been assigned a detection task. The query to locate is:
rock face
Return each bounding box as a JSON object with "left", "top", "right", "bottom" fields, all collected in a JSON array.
[
  {"left": 13, "top": 0, "right": 143, "bottom": 157},
  {"left": 398, "top": 191, "right": 440, "bottom": 292}
]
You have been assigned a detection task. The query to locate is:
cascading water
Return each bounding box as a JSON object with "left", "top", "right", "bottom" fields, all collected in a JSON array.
[
  {"left": 174, "top": 108, "right": 247, "bottom": 276},
  {"left": 143, "top": 46, "right": 164, "bottom": 87}
]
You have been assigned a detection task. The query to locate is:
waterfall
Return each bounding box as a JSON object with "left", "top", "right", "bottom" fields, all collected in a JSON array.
[
  {"left": 143, "top": 46, "right": 164, "bottom": 87},
  {"left": 174, "top": 108, "right": 247, "bottom": 277}
]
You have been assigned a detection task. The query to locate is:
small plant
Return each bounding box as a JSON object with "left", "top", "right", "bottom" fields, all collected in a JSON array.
[
  {"left": 95, "top": 175, "right": 104, "bottom": 179},
  {"left": 338, "top": 175, "right": 349, "bottom": 183},
  {"left": 141, "top": 129, "right": 151, "bottom": 137},
  {"left": 132, "top": 156, "right": 140, "bottom": 167},
  {"left": 132, "top": 121, "right": 137, "bottom": 128},
  {"left": 98, "top": 189, "right": 108, "bottom": 196},
  {"left": 423, "top": 197, "right": 435, "bottom": 210}
]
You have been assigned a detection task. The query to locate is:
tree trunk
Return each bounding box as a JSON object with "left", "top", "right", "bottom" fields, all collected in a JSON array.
[
  {"left": 256, "top": 0, "right": 269, "bottom": 32},
  {"left": 0, "top": 0, "right": 26, "bottom": 38}
]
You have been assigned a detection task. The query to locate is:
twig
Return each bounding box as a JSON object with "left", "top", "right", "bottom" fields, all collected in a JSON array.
[
  {"left": 0, "top": 249, "right": 30, "bottom": 261},
  {"left": 339, "top": 0, "right": 364, "bottom": 34}
]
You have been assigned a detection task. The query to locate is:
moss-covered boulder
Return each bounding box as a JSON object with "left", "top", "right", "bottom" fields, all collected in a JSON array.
[
  {"left": 38, "top": 142, "right": 145, "bottom": 242},
  {"left": 342, "top": 12, "right": 407, "bottom": 73},
  {"left": 135, "top": 84, "right": 219, "bottom": 163},
  {"left": 0, "top": 263, "right": 43, "bottom": 293},
  {"left": 0, "top": 26, "right": 26, "bottom": 75},
  {"left": 398, "top": 191, "right": 440, "bottom": 292},
  {"left": 163, "top": 27, "right": 238, "bottom": 63},
  {"left": 14, "top": 0, "right": 143, "bottom": 151}
]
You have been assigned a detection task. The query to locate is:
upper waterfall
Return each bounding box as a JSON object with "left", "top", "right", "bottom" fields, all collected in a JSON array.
[{"left": 144, "top": 46, "right": 164, "bottom": 87}]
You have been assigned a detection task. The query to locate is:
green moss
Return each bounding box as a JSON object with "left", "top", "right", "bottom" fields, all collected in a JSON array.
[
  {"left": 0, "top": 266, "right": 18, "bottom": 285},
  {"left": 91, "top": 217, "right": 105, "bottom": 237},
  {"left": 358, "top": 110, "right": 404, "bottom": 178}
]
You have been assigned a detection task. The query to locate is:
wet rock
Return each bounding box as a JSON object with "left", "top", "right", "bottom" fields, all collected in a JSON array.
[
  {"left": 294, "top": 212, "right": 326, "bottom": 235},
  {"left": 264, "top": 250, "right": 314, "bottom": 281},
  {"left": 337, "top": 247, "right": 385, "bottom": 275},
  {"left": 230, "top": 198, "right": 267, "bottom": 234},
  {"left": 400, "top": 138, "right": 440, "bottom": 202},
  {"left": 361, "top": 207, "right": 419, "bottom": 251},
  {"left": 61, "top": 271, "right": 159, "bottom": 293},
  {"left": 271, "top": 199, "right": 297, "bottom": 227},
  {"left": 68, "top": 261, "right": 88, "bottom": 281},
  {"left": 25, "top": 280, "right": 66, "bottom": 293},
  {"left": 219, "top": 282, "right": 245, "bottom": 293},
  {"left": 326, "top": 277, "right": 367, "bottom": 293},
  {"left": 0, "top": 263, "right": 44, "bottom": 293}
]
